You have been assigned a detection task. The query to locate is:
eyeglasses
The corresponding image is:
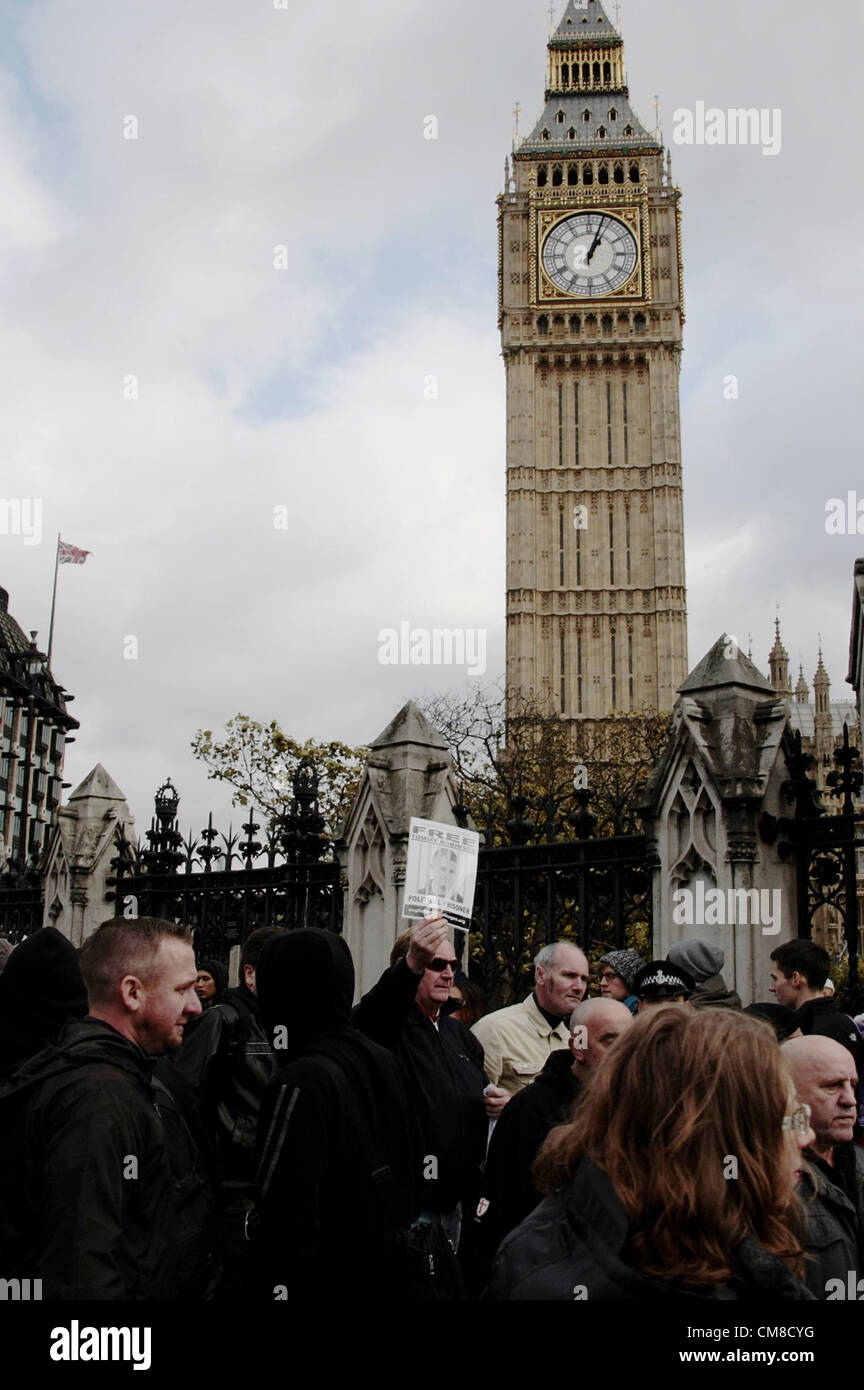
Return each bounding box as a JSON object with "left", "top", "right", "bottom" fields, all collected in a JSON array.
[
  {"left": 781, "top": 1103, "right": 812, "bottom": 1133},
  {"left": 428, "top": 958, "right": 456, "bottom": 973},
  {"left": 599, "top": 971, "right": 619, "bottom": 983}
]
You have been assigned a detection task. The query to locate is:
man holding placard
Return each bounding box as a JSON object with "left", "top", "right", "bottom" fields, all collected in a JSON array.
[{"left": 353, "top": 914, "right": 500, "bottom": 1258}]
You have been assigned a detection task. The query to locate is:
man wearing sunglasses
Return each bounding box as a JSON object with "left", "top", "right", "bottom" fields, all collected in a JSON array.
[{"left": 354, "top": 915, "right": 492, "bottom": 1258}]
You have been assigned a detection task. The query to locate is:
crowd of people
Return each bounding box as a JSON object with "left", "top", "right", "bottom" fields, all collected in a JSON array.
[{"left": 0, "top": 916, "right": 862, "bottom": 1301}]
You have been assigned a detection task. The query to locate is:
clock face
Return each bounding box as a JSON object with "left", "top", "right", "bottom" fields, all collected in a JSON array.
[{"left": 541, "top": 212, "right": 639, "bottom": 299}]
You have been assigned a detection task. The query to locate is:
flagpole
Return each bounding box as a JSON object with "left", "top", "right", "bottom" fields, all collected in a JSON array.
[{"left": 47, "top": 533, "right": 60, "bottom": 669}]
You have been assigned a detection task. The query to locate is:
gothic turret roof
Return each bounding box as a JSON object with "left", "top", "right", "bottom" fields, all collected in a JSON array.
[
  {"left": 678, "top": 634, "right": 775, "bottom": 698},
  {"left": 521, "top": 93, "right": 653, "bottom": 154},
  {"left": 553, "top": 0, "right": 620, "bottom": 44},
  {"left": 769, "top": 618, "right": 788, "bottom": 663},
  {"left": 814, "top": 649, "right": 829, "bottom": 686},
  {"left": 795, "top": 664, "right": 809, "bottom": 703},
  {"left": 68, "top": 764, "right": 129, "bottom": 806},
  {"left": 520, "top": 2, "right": 655, "bottom": 155},
  {"left": 370, "top": 699, "right": 449, "bottom": 753}
]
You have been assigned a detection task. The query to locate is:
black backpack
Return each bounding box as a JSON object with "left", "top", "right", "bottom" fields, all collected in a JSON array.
[{"left": 252, "top": 1053, "right": 465, "bottom": 1299}]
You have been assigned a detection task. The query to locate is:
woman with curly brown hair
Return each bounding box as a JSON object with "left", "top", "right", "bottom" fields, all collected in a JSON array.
[{"left": 486, "top": 1005, "right": 817, "bottom": 1300}]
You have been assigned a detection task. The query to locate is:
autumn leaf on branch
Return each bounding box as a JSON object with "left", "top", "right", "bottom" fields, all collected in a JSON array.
[{"left": 191, "top": 714, "right": 368, "bottom": 838}]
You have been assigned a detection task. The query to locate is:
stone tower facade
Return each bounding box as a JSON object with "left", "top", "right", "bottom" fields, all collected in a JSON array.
[{"left": 500, "top": 0, "right": 688, "bottom": 724}]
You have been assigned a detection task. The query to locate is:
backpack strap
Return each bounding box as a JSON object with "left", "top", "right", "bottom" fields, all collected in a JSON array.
[{"left": 255, "top": 1081, "right": 300, "bottom": 1204}]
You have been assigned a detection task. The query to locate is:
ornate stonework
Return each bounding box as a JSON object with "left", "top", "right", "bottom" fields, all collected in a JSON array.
[{"left": 500, "top": 0, "right": 687, "bottom": 723}]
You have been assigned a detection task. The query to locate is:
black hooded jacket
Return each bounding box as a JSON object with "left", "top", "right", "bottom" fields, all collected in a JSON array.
[
  {"left": 472, "top": 1048, "right": 581, "bottom": 1276},
  {"left": 172, "top": 981, "right": 276, "bottom": 1191},
  {"left": 0, "top": 927, "right": 88, "bottom": 1078},
  {"left": 353, "top": 957, "right": 488, "bottom": 1213},
  {"left": 251, "top": 929, "right": 421, "bottom": 1300}
]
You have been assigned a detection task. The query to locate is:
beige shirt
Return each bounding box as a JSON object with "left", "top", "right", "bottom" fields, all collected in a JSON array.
[{"left": 471, "top": 994, "right": 570, "bottom": 1098}]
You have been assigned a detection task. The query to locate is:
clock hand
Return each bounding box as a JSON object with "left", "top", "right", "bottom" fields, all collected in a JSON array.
[{"left": 586, "top": 217, "right": 607, "bottom": 265}]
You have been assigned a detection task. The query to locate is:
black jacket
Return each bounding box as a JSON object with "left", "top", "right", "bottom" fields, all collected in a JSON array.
[
  {"left": 795, "top": 998, "right": 864, "bottom": 1072},
  {"left": 172, "top": 984, "right": 276, "bottom": 1192},
  {"left": 486, "top": 1154, "right": 815, "bottom": 1301},
  {"left": 798, "top": 1145, "right": 864, "bottom": 1298},
  {"left": 472, "top": 1049, "right": 580, "bottom": 1274},
  {"left": 0, "top": 1017, "right": 216, "bottom": 1300},
  {"left": 251, "top": 930, "right": 421, "bottom": 1300},
  {"left": 0, "top": 927, "right": 88, "bottom": 1078},
  {"left": 353, "top": 958, "right": 488, "bottom": 1212}
]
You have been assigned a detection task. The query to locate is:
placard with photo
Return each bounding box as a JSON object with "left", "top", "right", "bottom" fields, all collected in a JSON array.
[{"left": 401, "top": 817, "right": 480, "bottom": 930}]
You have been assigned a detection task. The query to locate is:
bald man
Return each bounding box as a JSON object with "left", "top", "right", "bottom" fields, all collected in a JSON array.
[
  {"left": 784, "top": 1035, "right": 864, "bottom": 1298},
  {"left": 468, "top": 999, "right": 634, "bottom": 1287}
]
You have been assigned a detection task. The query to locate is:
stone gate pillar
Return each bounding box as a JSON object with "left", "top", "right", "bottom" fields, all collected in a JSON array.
[
  {"left": 336, "top": 700, "right": 462, "bottom": 997},
  {"left": 41, "top": 765, "right": 135, "bottom": 946},
  {"left": 638, "top": 637, "right": 798, "bottom": 1006}
]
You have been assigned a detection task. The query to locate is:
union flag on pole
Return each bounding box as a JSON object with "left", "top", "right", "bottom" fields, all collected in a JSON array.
[{"left": 58, "top": 540, "right": 90, "bottom": 565}]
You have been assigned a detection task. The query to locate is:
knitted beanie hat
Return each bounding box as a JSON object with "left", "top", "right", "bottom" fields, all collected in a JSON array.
[
  {"left": 598, "top": 949, "right": 644, "bottom": 993},
  {"left": 667, "top": 938, "right": 723, "bottom": 984}
]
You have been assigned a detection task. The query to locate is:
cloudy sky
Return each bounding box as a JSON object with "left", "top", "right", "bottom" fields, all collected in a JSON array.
[{"left": 1, "top": 0, "right": 862, "bottom": 839}]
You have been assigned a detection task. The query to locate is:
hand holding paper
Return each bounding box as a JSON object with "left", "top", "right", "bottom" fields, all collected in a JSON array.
[{"left": 405, "top": 916, "right": 451, "bottom": 975}]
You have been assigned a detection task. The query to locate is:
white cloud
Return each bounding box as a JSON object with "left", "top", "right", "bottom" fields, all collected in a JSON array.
[{"left": 0, "top": 0, "right": 859, "bottom": 838}]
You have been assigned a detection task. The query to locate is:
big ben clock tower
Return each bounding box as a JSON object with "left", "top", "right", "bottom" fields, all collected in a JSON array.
[{"left": 501, "top": 0, "right": 688, "bottom": 725}]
